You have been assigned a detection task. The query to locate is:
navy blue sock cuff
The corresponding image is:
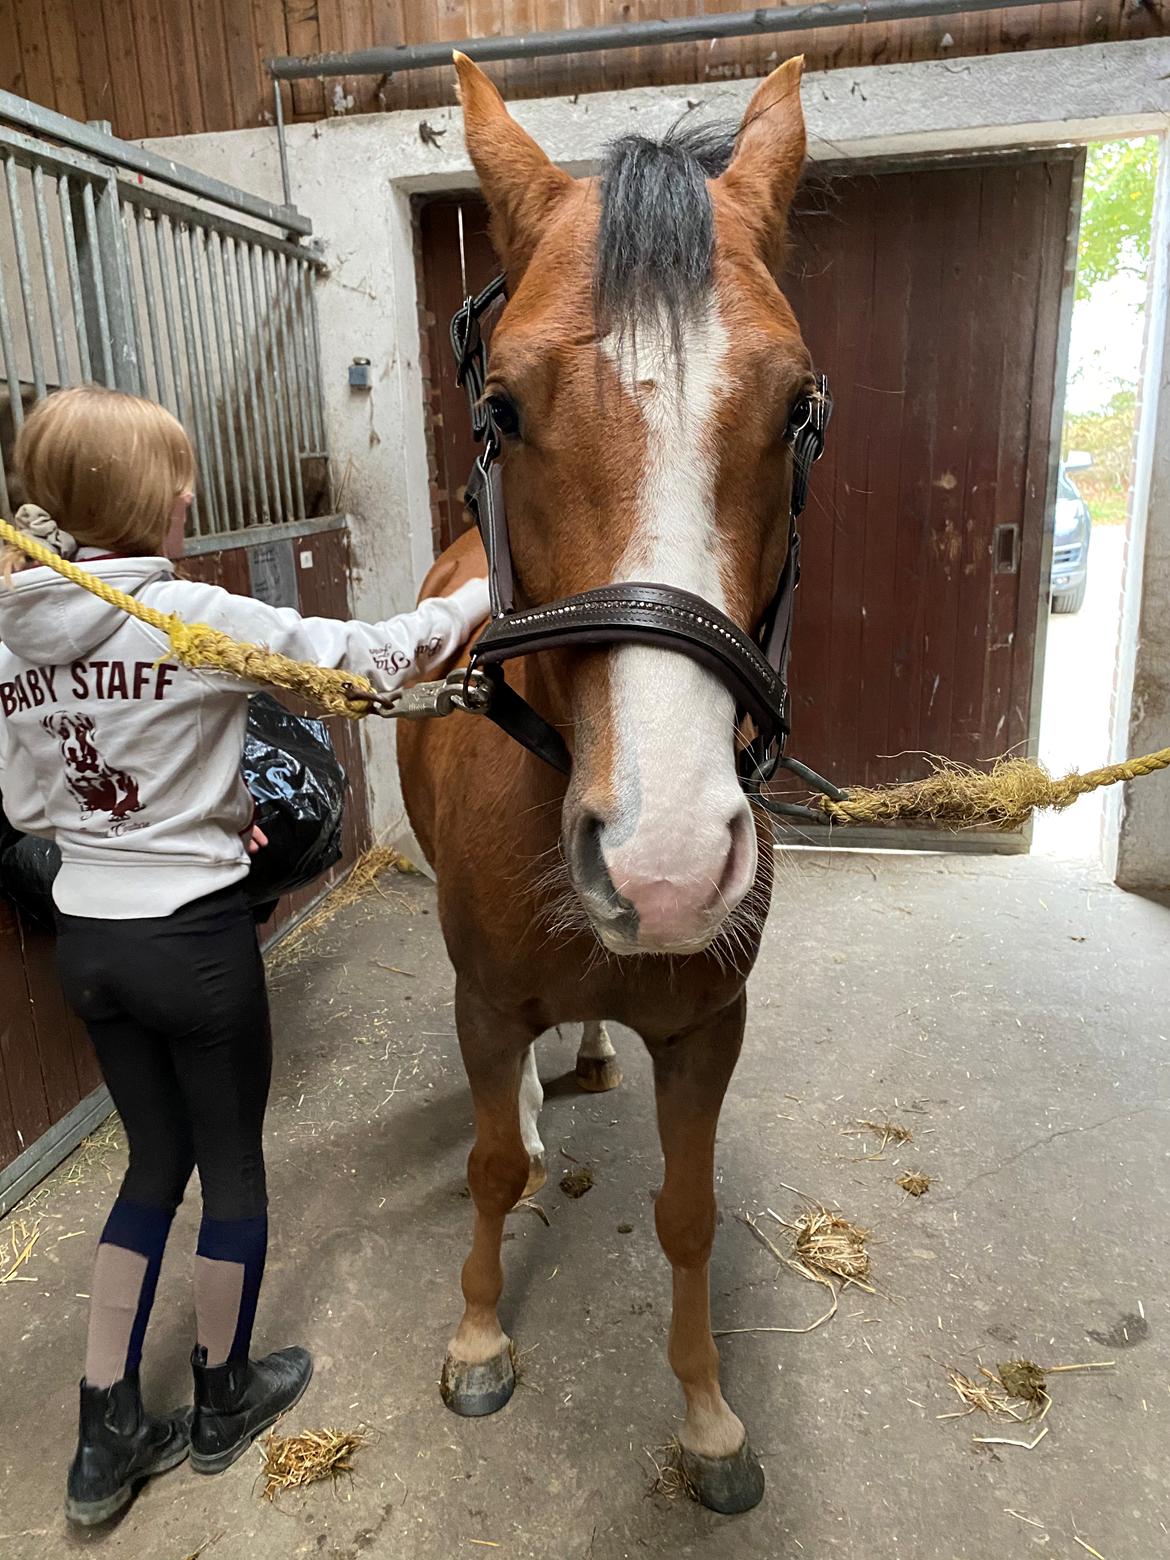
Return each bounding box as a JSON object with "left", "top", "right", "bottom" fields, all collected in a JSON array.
[
  {"left": 101, "top": 1198, "right": 177, "bottom": 1258},
  {"left": 196, "top": 1214, "right": 268, "bottom": 1265}
]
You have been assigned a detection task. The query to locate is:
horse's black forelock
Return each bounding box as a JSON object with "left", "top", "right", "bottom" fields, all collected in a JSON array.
[{"left": 593, "top": 120, "right": 738, "bottom": 356}]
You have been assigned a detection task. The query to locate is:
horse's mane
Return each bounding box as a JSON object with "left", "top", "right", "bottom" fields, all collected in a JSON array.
[{"left": 594, "top": 120, "right": 737, "bottom": 357}]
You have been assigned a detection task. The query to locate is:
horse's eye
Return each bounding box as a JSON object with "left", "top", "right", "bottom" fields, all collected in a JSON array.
[
  {"left": 485, "top": 393, "right": 521, "bottom": 439},
  {"left": 785, "top": 396, "right": 813, "bottom": 442}
]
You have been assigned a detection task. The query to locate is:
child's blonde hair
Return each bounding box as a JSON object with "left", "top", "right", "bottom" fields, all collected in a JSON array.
[{"left": 4, "top": 385, "right": 196, "bottom": 575}]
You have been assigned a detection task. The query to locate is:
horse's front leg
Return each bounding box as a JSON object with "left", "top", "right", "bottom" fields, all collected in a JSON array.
[
  {"left": 649, "top": 992, "right": 764, "bottom": 1514},
  {"left": 442, "top": 982, "right": 535, "bottom": 1418}
]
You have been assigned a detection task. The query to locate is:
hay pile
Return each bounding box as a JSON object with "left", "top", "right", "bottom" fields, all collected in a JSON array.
[
  {"left": 788, "top": 1205, "right": 872, "bottom": 1289},
  {"left": 941, "top": 1358, "right": 1115, "bottom": 1449},
  {"left": 259, "top": 1427, "right": 368, "bottom": 1499},
  {"left": 719, "top": 1200, "right": 874, "bottom": 1338}
]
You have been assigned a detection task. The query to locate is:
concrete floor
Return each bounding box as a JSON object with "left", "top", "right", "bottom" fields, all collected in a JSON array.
[{"left": 2, "top": 849, "right": 1168, "bottom": 1560}]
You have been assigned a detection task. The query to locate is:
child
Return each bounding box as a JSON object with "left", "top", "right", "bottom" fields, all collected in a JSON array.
[{"left": 0, "top": 386, "right": 488, "bottom": 1525}]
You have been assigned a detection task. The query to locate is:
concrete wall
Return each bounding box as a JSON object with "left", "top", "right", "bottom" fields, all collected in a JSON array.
[
  {"left": 145, "top": 37, "right": 1170, "bottom": 848},
  {"left": 1113, "top": 148, "right": 1170, "bottom": 895}
]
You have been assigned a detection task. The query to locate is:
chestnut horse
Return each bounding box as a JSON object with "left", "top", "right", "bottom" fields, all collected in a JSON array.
[{"left": 399, "top": 52, "right": 815, "bottom": 1514}]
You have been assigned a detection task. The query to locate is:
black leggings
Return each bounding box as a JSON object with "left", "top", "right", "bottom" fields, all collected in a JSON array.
[
  {"left": 56, "top": 884, "right": 272, "bottom": 1221},
  {"left": 57, "top": 885, "right": 274, "bottom": 1375}
]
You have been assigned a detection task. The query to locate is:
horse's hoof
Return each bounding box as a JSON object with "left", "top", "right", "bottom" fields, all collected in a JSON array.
[
  {"left": 575, "top": 1056, "right": 623, "bottom": 1093},
  {"left": 521, "top": 1154, "right": 547, "bottom": 1198},
  {"left": 679, "top": 1439, "right": 765, "bottom": 1515},
  {"left": 440, "top": 1347, "right": 516, "bottom": 1418}
]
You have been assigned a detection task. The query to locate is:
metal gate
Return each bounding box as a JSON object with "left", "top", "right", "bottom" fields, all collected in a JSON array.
[{"left": 0, "top": 88, "right": 329, "bottom": 539}]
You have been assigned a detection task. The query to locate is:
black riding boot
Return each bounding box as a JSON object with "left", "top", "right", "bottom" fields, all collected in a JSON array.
[
  {"left": 189, "top": 1344, "right": 313, "bottom": 1474},
  {"left": 65, "top": 1375, "right": 191, "bottom": 1527}
]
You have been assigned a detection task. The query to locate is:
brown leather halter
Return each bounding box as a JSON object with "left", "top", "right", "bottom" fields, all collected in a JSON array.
[{"left": 450, "top": 275, "right": 845, "bottom": 823}]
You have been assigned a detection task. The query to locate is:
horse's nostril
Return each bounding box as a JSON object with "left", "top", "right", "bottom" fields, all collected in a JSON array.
[
  {"left": 570, "top": 810, "right": 606, "bottom": 886},
  {"left": 570, "top": 811, "right": 628, "bottom": 918},
  {"left": 718, "top": 805, "right": 757, "bottom": 907}
]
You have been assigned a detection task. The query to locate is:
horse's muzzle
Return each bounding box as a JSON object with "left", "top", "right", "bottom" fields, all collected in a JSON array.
[{"left": 566, "top": 800, "right": 756, "bottom": 956}]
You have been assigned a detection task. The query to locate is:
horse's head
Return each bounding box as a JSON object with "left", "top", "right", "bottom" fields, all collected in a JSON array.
[{"left": 457, "top": 54, "right": 814, "bottom": 957}]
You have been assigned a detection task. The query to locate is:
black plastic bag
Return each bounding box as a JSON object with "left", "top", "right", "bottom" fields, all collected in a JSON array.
[
  {"left": 0, "top": 694, "right": 346, "bottom": 926},
  {"left": 0, "top": 805, "right": 58, "bottom": 929},
  {"left": 239, "top": 694, "right": 346, "bottom": 908}
]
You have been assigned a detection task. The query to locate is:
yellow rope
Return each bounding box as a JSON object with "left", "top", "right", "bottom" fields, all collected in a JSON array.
[
  {"left": 3, "top": 515, "right": 1167, "bottom": 830},
  {"left": 810, "top": 749, "right": 1170, "bottom": 830},
  {"left": 0, "top": 516, "right": 378, "bottom": 718}
]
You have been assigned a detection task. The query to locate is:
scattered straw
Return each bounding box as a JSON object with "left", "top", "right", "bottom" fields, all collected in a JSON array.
[
  {"left": 973, "top": 1425, "right": 1049, "bottom": 1450},
  {"left": 897, "top": 1171, "right": 932, "bottom": 1197},
  {"left": 940, "top": 1368, "right": 1028, "bottom": 1422},
  {"left": 514, "top": 1198, "right": 551, "bottom": 1227},
  {"left": 63, "top": 1118, "right": 123, "bottom": 1187},
  {"left": 1073, "top": 1539, "right": 1108, "bottom": 1560},
  {"left": 181, "top": 1534, "right": 223, "bottom": 1560},
  {"left": 259, "top": 1427, "right": 368, "bottom": 1500},
  {"left": 645, "top": 1439, "right": 698, "bottom": 1503},
  {"left": 1005, "top": 1509, "right": 1046, "bottom": 1530},
  {"left": 0, "top": 1219, "right": 41, "bottom": 1284},
  {"left": 847, "top": 1119, "right": 913, "bottom": 1154},
  {"left": 266, "top": 845, "right": 405, "bottom": 971},
  {"left": 942, "top": 1355, "right": 1113, "bottom": 1439},
  {"left": 1045, "top": 1360, "right": 1116, "bottom": 1375}
]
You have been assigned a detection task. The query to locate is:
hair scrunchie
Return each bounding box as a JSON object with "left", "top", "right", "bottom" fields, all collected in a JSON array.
[{"left": 12, "top": 503, "right": 78, "bottom": 561}]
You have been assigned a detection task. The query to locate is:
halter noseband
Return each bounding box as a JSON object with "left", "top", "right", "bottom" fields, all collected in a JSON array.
[{"left": 449, "top": 274, "right": 844, "bottom": 821}]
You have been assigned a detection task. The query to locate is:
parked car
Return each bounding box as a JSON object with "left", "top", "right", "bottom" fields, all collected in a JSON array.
[{"left": 1051, "top": 451, "right": 1093, "bottom": 614}]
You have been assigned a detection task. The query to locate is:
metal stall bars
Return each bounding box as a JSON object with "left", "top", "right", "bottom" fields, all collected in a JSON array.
[{"left": 0, "top": 90, "right": 329, "bottom": 543}]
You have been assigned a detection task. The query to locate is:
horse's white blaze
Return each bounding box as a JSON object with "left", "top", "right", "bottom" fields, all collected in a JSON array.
[{"left": 601, "top": 302, "right": 752, "bottom": 907}]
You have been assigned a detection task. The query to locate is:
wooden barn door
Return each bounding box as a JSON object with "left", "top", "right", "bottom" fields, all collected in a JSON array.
[
  {"left": 780, "top": 152, "right": 1080, "bottom": 848},
  {"left": 415, "top": 150, "right": 1081, "bottom": 849}
]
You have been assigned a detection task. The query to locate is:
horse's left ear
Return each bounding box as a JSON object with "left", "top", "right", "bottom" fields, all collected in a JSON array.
[
  {"left": 455, "top": 52, "right": 573, "bottom": 281},
  {"left": 717, "top": 56, "right": 807, "bottom": 271}
]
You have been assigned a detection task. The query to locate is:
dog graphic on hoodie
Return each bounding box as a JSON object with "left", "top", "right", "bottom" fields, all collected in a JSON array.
[{"left": 42, "top": 712, "right": 144, "bottom": 825}]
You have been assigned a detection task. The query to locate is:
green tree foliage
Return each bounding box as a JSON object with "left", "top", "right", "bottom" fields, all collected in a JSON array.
[{"left": 1076, "top": 138, "right": 1158, "bottom": 302}]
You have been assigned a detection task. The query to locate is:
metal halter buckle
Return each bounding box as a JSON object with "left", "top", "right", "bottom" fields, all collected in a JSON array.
[{"left": 364, "top": 666, "right": 493, "bottom": 720}]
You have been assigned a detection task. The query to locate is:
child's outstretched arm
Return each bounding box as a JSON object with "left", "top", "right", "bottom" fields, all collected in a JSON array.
[{"left": 141, "top": 575, "right": 490, "bottom": 692}]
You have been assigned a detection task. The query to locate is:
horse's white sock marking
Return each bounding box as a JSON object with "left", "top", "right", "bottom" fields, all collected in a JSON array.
[
  {"left": 577, "top": 1020, "right": 615, "bottom": 1064},
  {"left": 518, "top": 1044, "right": 544, "bottom": 1163}
]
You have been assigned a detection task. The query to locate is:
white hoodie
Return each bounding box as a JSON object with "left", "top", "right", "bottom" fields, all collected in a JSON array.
[{"left": 0, "top": 551, "right": 486, "bottom": 918}]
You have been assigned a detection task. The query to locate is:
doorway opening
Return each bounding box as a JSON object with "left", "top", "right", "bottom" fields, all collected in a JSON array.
[{"left": 1034, "top": 136, "right": 1159, "bottom": 864}]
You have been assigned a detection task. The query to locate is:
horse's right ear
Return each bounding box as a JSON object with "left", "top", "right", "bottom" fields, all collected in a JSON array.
[
  {"left": 716, "top": 56, "right": 807, "bottom": 272},
  {"left": 455, "top": 52, "right": 573, "bottom": 281}
]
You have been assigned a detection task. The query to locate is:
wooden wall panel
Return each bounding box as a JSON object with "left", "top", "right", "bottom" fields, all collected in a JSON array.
[{"left": 9, "top": 1, "right": 1165, "bottom": 140}]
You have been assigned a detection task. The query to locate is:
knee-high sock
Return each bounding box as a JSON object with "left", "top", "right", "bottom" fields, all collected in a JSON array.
[
  {"left": 194, "top": 1214, "right": 268, "bottom": 1366},
  {"left": 84, "top": 1200, "right": 177, "bottom": 1389}
]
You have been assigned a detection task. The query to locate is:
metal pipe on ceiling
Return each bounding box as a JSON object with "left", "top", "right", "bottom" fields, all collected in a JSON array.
[{"left": 268, "top": 0, "right": 1052, "bottom": 82}]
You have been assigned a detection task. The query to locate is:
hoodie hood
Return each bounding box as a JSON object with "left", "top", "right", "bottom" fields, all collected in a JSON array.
[{"left": 0, "top": 555, "right": 174, "bottom": 663}]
